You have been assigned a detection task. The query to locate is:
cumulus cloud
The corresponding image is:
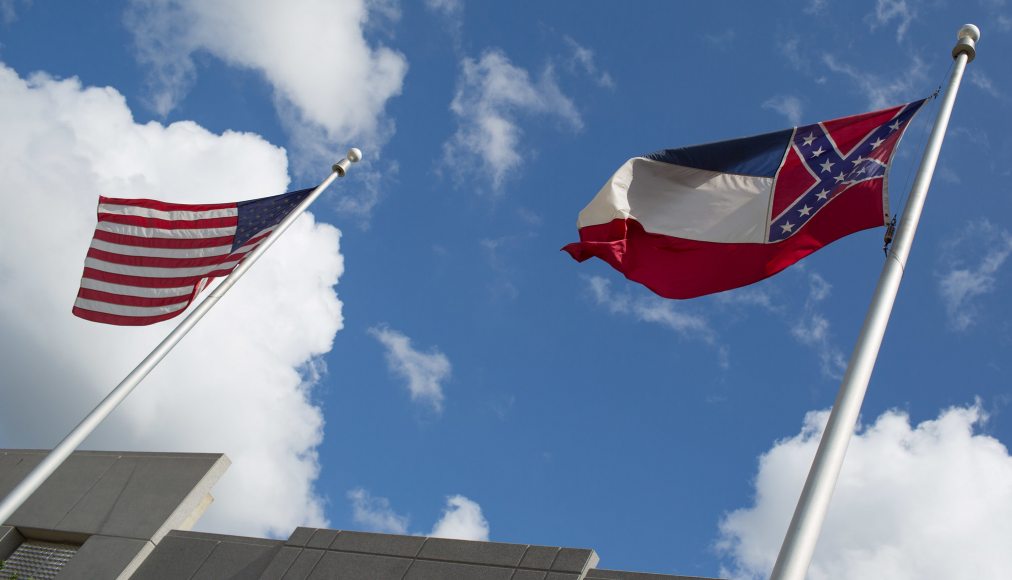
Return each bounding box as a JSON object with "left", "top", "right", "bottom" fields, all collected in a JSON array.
[
  {"left": 124, "top": 0, "right": 407, "bottom": 183},
  {"left": 762, "top": 95, "right": 804, "bottom": 125},
  {"left": 790, "top": 272, "right": 847, "bottom": 379},
  {"left": 369, "top": 325, "right": 451, "bottom": 413},
  {"left": 347, "top": 489, "right": 489, "bottom": 541},
  {"left": 0, "top": 63, "right": 343, "bottom": 536},
  {"left": 938, "top": 220, "right": 1012, "bottom": 331},
  {"left": 429, "top": 495, "right": 490, "bottom": 541},
  {"left": 443, "top": 49, "right": 582, "bottom": 191},
  {"left": 348, "top": 488, "right": 409, "bottom": 534},
  {"left": 822, "top": 53, "right": 927, "bottom": 109},
  {"left": 718, "top": 402, "right": 1012, "bottom": 580}
]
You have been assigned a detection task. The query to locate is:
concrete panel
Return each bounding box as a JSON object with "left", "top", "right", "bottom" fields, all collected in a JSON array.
[
  {"left": 586, "top": 570, "right": 724, "bottom": 580},
  {"left": 305, "top": 529, "right": 338, "bottom": 550},
  {"left": 403, "top": 559, "right": 514, "bottom": 580},
  {"left": 130, "top": 532, "right": 218, "bottom": 579},
  {"left": 280, "top": 548, "right": 323, "bottom": 580},
  {"left": 0, "top": 452, "right": 42, "bottom": 500},
  {"left": 545, "top": 573, "right": 580, "bottom": 580},
  {"left": 58, "top": 535, "right": 153, "bottom": 580},
  {"left": 307, "top": 551, "right": 411, "bottom": 580},
  {"left": 56, "top": 454, "right": 228, "bottom": 541},
  {"left": 0, "top": 526, "right": 24, "bottom": 560},
  {"left": 190, "top": 538, "right": 280, "bottom": 580},
  {"left": 6, "top": 452, "right": 116, "bottom": 529},
  {"left": 285, "top": 527, "right": 316, "bottom": 547},
  {"left": 519, "top": 545, "right": 559, "bottom": 570},
  {"left": 258, "top": 546, "right": 301, "bottom": 579},
  {"left": 328, "top": 530, "right": 425, "bottom": 558},
  {"left": 551, "top": 548, "right": 598, "bottom": 573},
  {"left": 512, "top": 571, "right": 548, "bottom": 580},
  {"left": 416, "top": 537, "right": 526, "bottom": 567}
]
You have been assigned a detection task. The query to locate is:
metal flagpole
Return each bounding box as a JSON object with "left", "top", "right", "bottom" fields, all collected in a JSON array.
[
  {"left": 769, "top": 25, "right": 979, "bottom": 580},
  {"left": 0, "top": 148, "right": 363, "bottom": 526}
]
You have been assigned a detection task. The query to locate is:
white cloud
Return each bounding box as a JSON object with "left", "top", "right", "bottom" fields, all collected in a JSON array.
[
  {"left": 370, "top": 325, "right": 451, "bottom": 413},
  {"left": 124, "top": 0, "right": 407, "bottom": 184},
  {"left": 822, "top": 53, "right": 927, "bottom": 109},
  {"left": 564, "top": 36, "right": 614, "bottom": 89},
  {"left": 790, "top": 272, "right": 847, "bottom": 379},
  {"left": 587, "top": 276, "right": 715, "bottom": 341},
  {"left": 718, "top": 401, "right": 1012, "bottom": 580},
  {"left": 866, "top": 0, "right": 916, "bottom": 42},
  {"left": 443, "top": 49, "right": 582, "bottom": 191},
  {"left": 938, "top": 220, "right": 1012, "bottom": 331},
  {"left": 430, "top": 495, "right": 490, "bottom": 541},
  {"left": 0, "top": 0, "right": 29, "bottom": 24},
  {"left": 586, "top": 276, "right": 726, "bottom": 366},
  {"left": 424, "top": 0, "right": 461, "bottom": 17},
  {"left": 803, "top": 0, "right": 829, "bottom": 15},
  {"left": 762, "top": 95, "right": 804, "bottom": 125},
  {"left": 345, "top": 489, "right": 489, "bottom": 541},
  {"left": 348, "top": 488, "right": 410, "bottom": 534},
  {"left": 969, "top": 69, "right": 1003, "bottom": 98},
  {"left": 0, "top": 63, "right": 343, "bottom": 537}
]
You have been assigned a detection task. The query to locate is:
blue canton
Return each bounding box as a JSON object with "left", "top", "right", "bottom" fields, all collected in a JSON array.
[{"left": 233, "top": 188, "right": 313, "bottom": 251}]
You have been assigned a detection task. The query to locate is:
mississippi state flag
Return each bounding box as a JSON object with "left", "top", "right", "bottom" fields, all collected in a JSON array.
[
  {"left": 564, "top": 100, "right": 926, "bottom": 299},
  {"left": 73, "top": 188, "right": 312, "bottom": 326}
]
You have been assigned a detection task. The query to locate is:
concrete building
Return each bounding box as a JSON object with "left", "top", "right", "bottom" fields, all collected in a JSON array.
[{"left": 0, "top": 449, "right": 721, "bottom": 580}]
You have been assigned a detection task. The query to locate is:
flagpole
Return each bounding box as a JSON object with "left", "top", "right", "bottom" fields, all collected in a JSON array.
[
  {"left": 769, "top": 26, "right": 978, "bottom": 580},
  {"left": 0, "top": 148, "right": 363, "bottom": 526}
]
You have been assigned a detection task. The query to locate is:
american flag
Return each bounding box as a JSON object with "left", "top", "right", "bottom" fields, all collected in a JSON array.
[{"left": 73, "top": 188, "right": 312, "bottom": 326}]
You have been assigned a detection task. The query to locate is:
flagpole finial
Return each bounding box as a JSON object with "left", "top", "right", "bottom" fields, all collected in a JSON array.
[
  {"left": 332, "top": 147, "right": 363, "bottom": 176},
  {"left": 953, "top": 24, "right": 980, "bottom": 62}
]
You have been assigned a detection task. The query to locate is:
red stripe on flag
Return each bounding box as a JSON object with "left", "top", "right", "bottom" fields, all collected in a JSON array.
[
  {"left": 87, "top": 247, "right": 241, "bottom": 268},
  {"left": 76, "top": 287, "right": 193, "bottom": 308},
  {"left": 81, "top": 267, "right": 231, "bottom": 289},
  {"left": 93, "top": 229, "right": 234, "bottom": 249},
  {"left": 97, "top": 213, "right": 238, "bottom": 230},
  {"left": 98, "top": 196, "right": 237, "bottom": 212}
]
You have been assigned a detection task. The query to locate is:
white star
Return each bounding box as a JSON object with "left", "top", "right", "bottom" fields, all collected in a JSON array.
[
  {"left": 816, "top": 189, "right": 830, "bottom": 201},
  {"left": 811, "top": 146, "right": 825, "bottom": 158},
  {"left": 870, "top": 137, "right": 885, "bottom": 149},
  {"left": 857, "top": 166, "right": 867, "bottom": 175},
  {"left": 834, "top": 172, "right": 846, "bottom": 183},
  {"left": 798, "top": 205, "right": 813, "bottom": 217},
  {"left": 889, "top": 120, "right": 902, "bottom": 132},
  {"left": 781, "top": 221, "right": 795, "bottom": 234},
  {"left": 819, "top": 159, "right": 835, "bottom": 173},
  {"left": 851, "top": 155, "right": 865, "bottom": 166},
  {"left": 801, "top": 133, "right": 816, "bottom": 146}
]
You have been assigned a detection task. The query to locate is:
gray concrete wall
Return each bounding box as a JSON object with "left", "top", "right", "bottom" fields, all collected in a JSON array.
[{"left": 0, "top": 449, "right": 229, "bottom": 579}]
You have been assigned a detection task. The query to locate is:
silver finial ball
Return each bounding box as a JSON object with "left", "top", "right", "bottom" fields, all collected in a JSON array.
[
  {"left": 347, "top": 148, "right": 363, "bottom": 163},
  {"left": 958, "top": 24, "right": 980, "bottom": 42}
]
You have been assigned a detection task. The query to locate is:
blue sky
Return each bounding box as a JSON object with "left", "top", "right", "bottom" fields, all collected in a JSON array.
[{"left": 1, "top": 1, "right": 1011, "bottom": 579}]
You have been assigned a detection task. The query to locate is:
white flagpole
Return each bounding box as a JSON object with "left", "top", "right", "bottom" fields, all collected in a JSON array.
[
  {"left": 0, "top": 148, "right": 363, "bottom": 526},
  {"left": 770, "top": 26, "right": 979, "bottom": 580}
]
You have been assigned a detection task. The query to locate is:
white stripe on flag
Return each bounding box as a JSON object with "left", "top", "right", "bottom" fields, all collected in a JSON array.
[
  {"left": 90, "top": 238, "right": 233, "bottom": 259},
  {"left": 84, "top": 256, "right": 242, "bottom": 278},
  {"left": 78, "top": 278, "right": 195, "bottom": 298},
  {"left": 98, "top": 203, "right": 238, "bottom": 221},
  {"left": 576, "top": 157, "right": 775, "bottom": 244},
  {"left": 73, "top": 297, "right": 190, "bottom": 318},
  {"left": 96, "top": 221, "right": 237, "bottom": 239}
]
